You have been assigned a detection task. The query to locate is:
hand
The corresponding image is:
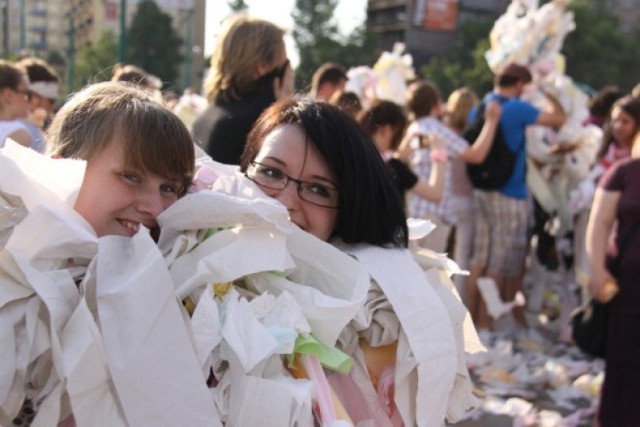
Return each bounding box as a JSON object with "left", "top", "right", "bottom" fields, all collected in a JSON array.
[
  {"left": 273, "top": 63, "right": 295, "bottom": 100},
  {"left": 549, "top": 140, "right": 577, "bottom": 155},
  {"left": 485, "top": 101, "right": 502, "bottom": 121},
  {"left": 588, "top": 272, "right": 619, "bottom": 303}
]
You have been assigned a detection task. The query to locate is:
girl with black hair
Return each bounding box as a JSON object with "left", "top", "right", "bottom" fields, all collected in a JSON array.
[{"left": 240, "top": 97, "right": 478, "bottom": 426}]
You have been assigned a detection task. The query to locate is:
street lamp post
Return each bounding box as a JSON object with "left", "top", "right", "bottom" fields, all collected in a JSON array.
[
  {"left": 182, "top": 7, "right": 194, "bottom": 90},
  {"left": 66, "top": 13, "right": 75, "bottom": 94},
  {"left": 118, "top": 0, "right": 126, "bottom": 62}
]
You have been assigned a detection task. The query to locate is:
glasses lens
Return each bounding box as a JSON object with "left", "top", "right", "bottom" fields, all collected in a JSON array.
[
  {"left": 298, "top": 183, "right": 339, "bottom": 208},
  {"left": 247, "top": 162, "right": 339, "bottom": 208},
  {"left": 247, "top": 162, "right": 286, "bottom": 190}
]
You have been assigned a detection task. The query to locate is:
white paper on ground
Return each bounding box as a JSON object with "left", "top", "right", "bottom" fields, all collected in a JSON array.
[{"left": 477, "top": 277, "right": 526, "bottom": 319}]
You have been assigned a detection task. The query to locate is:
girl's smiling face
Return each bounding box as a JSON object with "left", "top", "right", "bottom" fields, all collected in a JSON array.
[
  {"left": 611, "top": 106, "right": 639, "bottom": 147},
  {"left": 251, "top": 124, "right": 339, "bottom": 241},
  {"left": 73, "top": 137, "right": 182, "bottom": 237}
]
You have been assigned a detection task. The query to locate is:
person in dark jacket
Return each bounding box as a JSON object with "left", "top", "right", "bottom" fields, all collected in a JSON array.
[{"left": 192, "top": 13, "right": 294, "bottom": 165}]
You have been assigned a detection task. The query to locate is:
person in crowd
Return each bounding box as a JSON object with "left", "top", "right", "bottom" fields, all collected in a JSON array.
[
  {"left": 586, "top": 131, "right": 640, "bottom": 427},
  {"left": 1, "top": 81, "right": 210, "bottom": 426},
  {"left": 585, "top": 85, "right": 624, "bottom": 129},
  {"left": 0, "top": 59, "right": 33, "bottom": 148},
  {"left": 16, "top": 56, "right": 60, "bottom": 152},
  {"left": 309, "top": 62, "right": 348, "bottom": 102},
  {"left": 47, "top": 81, "right": 194, "bottom": 238},
  {"left": 192, "top": 13, "right": 294, "bottom": 165},
  {"left": 239, "top": 97, "right": 479, "bottom": 426},
  {"left": 465, "top": 63, "right": 566, "bottom": 330},
  {"left": 596, "top": 95, "right": 640, "bottom": 173},
  {"left": 111, "top": 63, "right": 164, "bottom": 102},
  {"left": 329, "top": 89, "right": 363, "bottom": 119},
  {"left": 442, "top": 87, "right": 480, "bottom": 299},
  {"left": 357, "top": 98, "right": 445, "bottom": 204},
  {"left": 405, "top": 80, "right": 502, "bottom": 253},
  {"left": 112, "top": 63, "right": 161, "bottom": 90}
]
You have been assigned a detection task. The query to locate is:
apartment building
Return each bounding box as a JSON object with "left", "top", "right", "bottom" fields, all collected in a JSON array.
[
  {"left": 366, "top": 0, "right": 639, "bottom": 68},
  {"left": 1, "top": 0, "right": 205, "bottom": 90}
]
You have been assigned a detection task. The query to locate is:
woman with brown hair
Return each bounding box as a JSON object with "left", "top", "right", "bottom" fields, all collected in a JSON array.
[
  {"left": 0, "top": 59, "right": 33, "bottom": 148},
  {"left": 192, "top": 13, "right": 295, "bottom": 165}
]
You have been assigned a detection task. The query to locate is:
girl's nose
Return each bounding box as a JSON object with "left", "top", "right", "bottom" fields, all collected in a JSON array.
[{"left": 274, "top": 180, "right": 301, "bottom": 210}]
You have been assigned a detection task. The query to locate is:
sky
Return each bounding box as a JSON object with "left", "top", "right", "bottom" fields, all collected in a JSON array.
[{"left": 204, "top": 0, "right": 368, "bottom": 67}]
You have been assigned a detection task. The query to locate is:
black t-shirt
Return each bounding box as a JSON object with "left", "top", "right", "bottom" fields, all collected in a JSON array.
[{"left": 387, "top": 157, "right": 418, "bottom": 198}]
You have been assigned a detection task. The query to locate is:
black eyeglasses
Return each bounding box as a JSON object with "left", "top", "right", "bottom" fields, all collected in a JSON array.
[{"left": 245, "top": 161, "right": 339, "bottom": 208}]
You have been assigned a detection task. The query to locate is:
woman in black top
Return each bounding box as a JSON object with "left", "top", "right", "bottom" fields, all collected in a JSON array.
[
  {"left": 357, "top": 99, "right": 446, "bottom": 206},
  {"left": 192, "top": 13, "right": 295, "bottom": 165}
]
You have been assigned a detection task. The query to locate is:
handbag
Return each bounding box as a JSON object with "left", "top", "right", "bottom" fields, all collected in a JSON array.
[{"left": 571, "top": 219, "right": 640, "bottom": 358}]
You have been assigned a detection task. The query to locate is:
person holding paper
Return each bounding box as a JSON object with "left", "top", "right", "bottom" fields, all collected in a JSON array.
[
  {"left": 238, "top": 97, "right": 481, "bottom": 426},
  {"left": 0, "top": 82, "right": 219, "bottom": 426}
]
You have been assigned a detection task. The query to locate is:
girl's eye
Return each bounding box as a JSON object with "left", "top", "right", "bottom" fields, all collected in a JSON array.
[
  {"left": 160, "top": 183, "right": 178, "bottom": 194},
  {"left": 306, "top": 184, "right": 332, "bottom": 198},
  {"left": 258, "top": 166, "right": 284, "bottom": 179},
  {"left": 123, "top": 173, "right": 141, "bottom": 183}
]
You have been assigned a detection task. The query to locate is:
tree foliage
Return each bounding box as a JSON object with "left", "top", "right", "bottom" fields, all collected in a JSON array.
[
  {"left": 127, "top": 0, "right": 183, "bottom": 89},
  {"left": 291, "top": 0, "right": 378, "bottom": 91},
  {"left": 563, "top": 0, "right": 638, "bottom": 92},
  {"left": 418, "top": 0, "right": 640, "bottom": 98},
  {"left": 419, "top": 19, "right": 494, "bottom": 98},
  {"left": 74, "top": 31, "right": 118, "bottom": 89},
  {"left": 227, "top": 0, "right": 248, "bottom": 12}
]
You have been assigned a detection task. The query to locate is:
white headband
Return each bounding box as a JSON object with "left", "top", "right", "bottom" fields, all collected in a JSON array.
[{"left": 29, "top": 81, "right": 60, "bottom": 100}]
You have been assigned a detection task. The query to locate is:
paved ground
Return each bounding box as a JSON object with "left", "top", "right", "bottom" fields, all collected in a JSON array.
[{"left": 445, "top": 274, "right": 601, "bottom": 427}]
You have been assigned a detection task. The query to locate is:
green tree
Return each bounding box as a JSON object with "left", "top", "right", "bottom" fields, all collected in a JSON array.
[
  {"left": 419, "top": 19, "right": 494, "bottom": 97},
  {"left": 227, "top": 0, "right": 248, "bottom": 11},
  {"left": 563, "top": 0, "right": 637, "bottom": 92},
  {"left": 74, "top": 31, "right": 118, "bottom": 88},
  {"left": 291, "top": 0, "right": 378, "bottom": 91},
  {"left": 127, "top": 0, "right": 183, "bottom": 89},
  {"left": 418, "top": 0, "right": 640, "bottom": 97}
]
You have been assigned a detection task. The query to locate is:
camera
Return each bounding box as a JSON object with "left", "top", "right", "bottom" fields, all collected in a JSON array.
[{"left": 419, "top": 134, "right": 431, "bottom": 147}]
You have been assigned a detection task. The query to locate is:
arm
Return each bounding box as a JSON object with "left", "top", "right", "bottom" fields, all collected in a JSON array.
[
  {"left": 8, "top": 128, "right": 33, "bottom": 148},
  {"left": 410, "top": 134, "right": 446, "bottom": 202},
  {"left": 411, "top": 163, "right": 444, "bottom": 202},
  {"left": 585, "top": 188, "right": 620, "bottom": 302},
  {"left": 458, "top": 101, "right": 502, "bottom": 164},
  {"left": 394, "top": 128, "right": 421, "bottom": 163},
  {"left": 535, "top": 92, "right": 566, "bottom": 128}
]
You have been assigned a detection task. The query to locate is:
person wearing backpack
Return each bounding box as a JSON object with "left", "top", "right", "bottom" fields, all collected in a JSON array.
[{"left": 465, "top": 63, "right": 566, "bottom": 331}]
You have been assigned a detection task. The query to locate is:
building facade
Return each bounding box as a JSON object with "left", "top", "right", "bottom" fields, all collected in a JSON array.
[
  {"left": 366, "top": 0, "right": 509, "bottom": 67},
  {"left": 366, "top": 0, "right": 640, "bottom": 69},
  {"left": 1, "top": 0, "right": 205, "bottom": 92}
]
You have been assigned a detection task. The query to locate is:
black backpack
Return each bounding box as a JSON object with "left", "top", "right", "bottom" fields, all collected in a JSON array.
[{"left": 463, "top": 101, "right": 516, "bottom": 190}]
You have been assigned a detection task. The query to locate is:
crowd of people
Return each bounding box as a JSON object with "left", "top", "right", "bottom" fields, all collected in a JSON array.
[{"left": 0, "top": 9, "right": 639, "bottom": 427}]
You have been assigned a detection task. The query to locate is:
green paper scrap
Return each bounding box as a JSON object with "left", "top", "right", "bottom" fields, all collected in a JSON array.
[{"left": 290, "top": 334, "right": 352, "bottom": 374}]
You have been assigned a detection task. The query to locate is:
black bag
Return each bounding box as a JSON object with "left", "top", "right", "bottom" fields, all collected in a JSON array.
[
  {"left": 571, "top": 219, "right": 640, "bottom": 358},
  {"left": 571, "top": 298, "right": 607, "bottom": 358},
  {"left": 464, "top": 102, "right": 515, "bottom": 190}
]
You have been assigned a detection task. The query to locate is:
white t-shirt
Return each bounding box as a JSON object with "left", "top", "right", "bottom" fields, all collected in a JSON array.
[{"left": 0, "top": 119, "right": 30, "bottom": 148}]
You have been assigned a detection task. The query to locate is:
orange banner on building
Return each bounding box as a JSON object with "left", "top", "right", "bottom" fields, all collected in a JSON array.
[{"left": 413, "top": 0, "right": 459, "bottom": 31}]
